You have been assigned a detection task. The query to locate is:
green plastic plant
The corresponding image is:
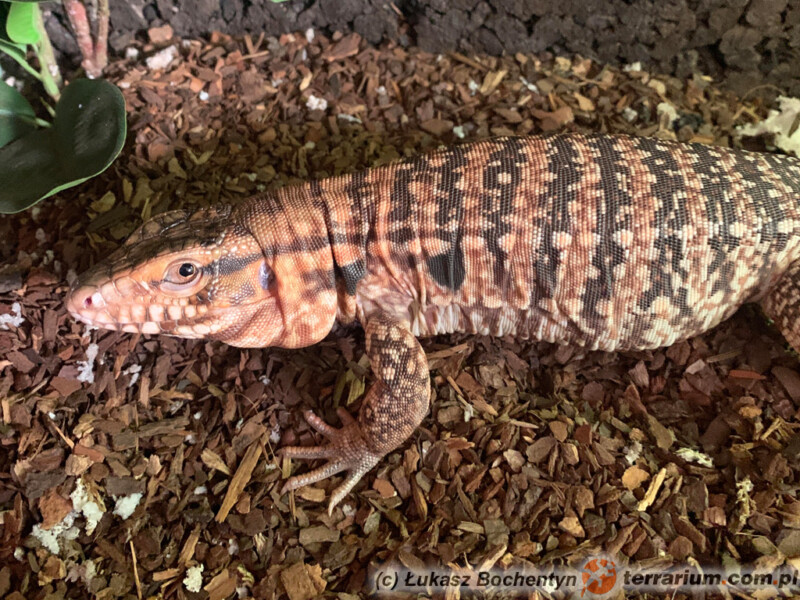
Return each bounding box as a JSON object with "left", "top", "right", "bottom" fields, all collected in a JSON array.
[
  {"left": 0, "top": 0, "right": 61, "bottom": 100},
  {"left": 0, "top": 0, "right": 125, "bottom": 214}
]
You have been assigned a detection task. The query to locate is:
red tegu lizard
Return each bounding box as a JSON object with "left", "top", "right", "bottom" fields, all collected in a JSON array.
[{"left": 66, "top": 133, "right": 800, "bottom": 512}]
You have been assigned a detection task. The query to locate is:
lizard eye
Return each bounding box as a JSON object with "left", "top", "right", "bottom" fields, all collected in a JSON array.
[{"left": 162, "top": 261, "right": 203, "bottom": 292}]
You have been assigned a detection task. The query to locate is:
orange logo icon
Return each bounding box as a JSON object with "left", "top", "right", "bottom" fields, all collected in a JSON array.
[{"left": 581, "top": 557, "right": 617, "bottom": 597}]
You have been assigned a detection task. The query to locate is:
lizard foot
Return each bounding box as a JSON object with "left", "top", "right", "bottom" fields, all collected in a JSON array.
[{"left": 280, "top": 407, "right": 382, "bottom": 514}]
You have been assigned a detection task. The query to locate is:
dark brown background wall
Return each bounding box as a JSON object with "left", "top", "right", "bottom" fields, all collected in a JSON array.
[{"left": 42, "top": 0, "right": 800, "bottom": 95}]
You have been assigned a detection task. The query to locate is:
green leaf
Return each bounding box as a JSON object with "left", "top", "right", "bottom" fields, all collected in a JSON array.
[
  {"left": 0, "top": 79, "right": 37, "bottom": 147},
  {"left": 5, "top": 1, "right": 40, "bottom": 45},
  {"left": 0, "top": 79, "right": 127, "bottom": 214},
  {"left": 0, "top": 2, "right": 12, "bottom": 43},
  {"left": 0, "top": 38, "right": 41, "bottom": 80}
]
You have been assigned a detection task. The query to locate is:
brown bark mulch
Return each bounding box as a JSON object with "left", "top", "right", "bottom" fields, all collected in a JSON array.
[{"left": 1, "top": 27, "right": 798, "bottom": 599}]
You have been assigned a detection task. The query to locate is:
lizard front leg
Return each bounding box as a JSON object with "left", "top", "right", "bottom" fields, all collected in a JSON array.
[{"left": 280, "top": 312, "right": 430, "bottom": 514}]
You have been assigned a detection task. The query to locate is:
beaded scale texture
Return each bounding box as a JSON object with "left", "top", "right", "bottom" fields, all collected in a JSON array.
[{"left": 66, "top": 132, "right": 800, "bottom": 512}]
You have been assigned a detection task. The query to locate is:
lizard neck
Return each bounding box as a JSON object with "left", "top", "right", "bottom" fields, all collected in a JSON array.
[
  {"left": 308, "top": 169, "right": 384, "bottom": 326},
  {"left": 232, "top": 183, "right": 341, "bottom": 348}
]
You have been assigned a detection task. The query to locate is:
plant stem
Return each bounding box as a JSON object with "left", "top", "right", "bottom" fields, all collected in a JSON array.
[
  {"left": 0, "top": 44, "right": 45, "bottom": 82},
  {"left": 94, "top": 0, "right": 109, "bottom": 74},
  {"left": 33, "top": 5, "right": 62, "bottom": 100},
  {"left": 14, "top": 113, "right": 51, "bottom": 128},
  {"left": 40, "top": 98, "right": 55, "bottom": 118},
  {"left": 63, "top": 0, "right": 106, "bottom": 78}
]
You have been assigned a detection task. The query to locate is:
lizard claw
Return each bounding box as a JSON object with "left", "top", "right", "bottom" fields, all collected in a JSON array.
[{"left": 280, "top": 408, "right": 381, "bottom": 514}]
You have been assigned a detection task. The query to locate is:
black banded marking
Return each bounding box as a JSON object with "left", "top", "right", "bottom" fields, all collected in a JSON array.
[
  {"left": 763, "top": 151, "right": 800, "bottom": 244},
  {"left": 739, "top": 153, "right": 788, "bottom": 253},
  {"left": 533, "top": 134, "right": 578, "bottom": 300},
  {"left": 581, "top": 135, "right": 633, "bottom": 328},
  {"left": 691, "top": 143, "right": 737, "bottom": 295},
  {"left": 300, "top": 267, "right": 337, "bottom": 301},
  {"left": 389, "top": 161, "right": 423, "bottom": 246},
  {"left": 313, "top": 180, "right": 351, "bottom": 247},
  {"left": 345, "top": 170, "right": 372, "bottom": 248},
  {"left": 764, "top": 152, "right": 800, "bottom": 201},
  {"left": 479, "top": 138, "right": 524, "bottom": 291},
  {"left": 423, "top": 144, "right": 468, "bottom": 291},
  {"left": 335, "top": 260, "right": 366, "bottom": 295},
  {"left": 634, "top": 137, "right": 692, "bottom": 325},
  {"left": 427, "top": 248, "right": 466, "bottom": 290},
  {"left": 325, "top": 172, "right": 372, "bottom": 296}
]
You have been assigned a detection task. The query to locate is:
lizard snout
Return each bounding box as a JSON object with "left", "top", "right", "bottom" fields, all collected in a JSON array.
[
  {"left": 67, "top": 284, "right": 106, "bottom": 312},
  {"left": 65, "top": 280, "right": 118, "bottom": 330}
]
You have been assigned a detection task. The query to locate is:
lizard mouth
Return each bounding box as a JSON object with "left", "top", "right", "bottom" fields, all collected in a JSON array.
[
  {"left": 66, "top": 281, "right": 158, "bottom": 334},
  {"left": 66, "top": 279, "right": 209, "bottom": 337}
]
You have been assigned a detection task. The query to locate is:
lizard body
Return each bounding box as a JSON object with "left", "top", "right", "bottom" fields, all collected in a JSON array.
[{"left": 67, "top": 133, "right": 800, "bottom": 512}]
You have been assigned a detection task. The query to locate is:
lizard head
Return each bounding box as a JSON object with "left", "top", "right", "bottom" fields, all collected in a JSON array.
[{"left": 65, "top": 201, "right": 339, "bottom": 348}]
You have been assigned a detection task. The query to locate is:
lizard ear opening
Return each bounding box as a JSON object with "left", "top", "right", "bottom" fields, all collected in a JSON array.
[{"left": 259, "top": 260, "right": 273, "bottom": 291}]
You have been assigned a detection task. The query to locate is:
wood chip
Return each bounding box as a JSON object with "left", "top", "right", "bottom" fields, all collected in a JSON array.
[
  {"left": 205, "top": 568, "right": 237, "bottom": 600},
  {"left": 280, "top": 562, "right": 326, "bottom": 600},
  {"left": 637, "top": 467, "right": 668, "bottom": 511},
  {"left": 622, "top": 465, "right": 650, "bottom": 491},
  {"left": 215, "top": 438, "right": 264, "bottom": 523}
]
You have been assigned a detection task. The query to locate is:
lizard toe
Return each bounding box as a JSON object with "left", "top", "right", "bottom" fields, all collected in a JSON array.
[
  {"left": 280, "top": 409, "right": 382, "bottom": 512},
  {"left": 281, "top": 458, "right": 350, "bottom": 494},
  {"left": 327, "top": 463, "right": 376, "bottom": 515},
  {"left": 302, "top": 409, "right": 341, "bottom": 438},
  {"left": 280, "top": 443, "right": 338, "bottom": 461}
]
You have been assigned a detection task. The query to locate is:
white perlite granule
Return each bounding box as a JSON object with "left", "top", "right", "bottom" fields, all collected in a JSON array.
[
  {"left": 76, "top": 343, "right": 99, "bottom": 384},
  {"left": 623, "top": 439, "right": 643, "bottom": 465},
  {"left": 146, "top": 45, "right": 178, "bottom": 70},
  {"left": 656, "top": 102, "right": 679, "bottom": 128},
  {"left": 31, "top": 479, "right": 106, "bottom": 554},
  {"left": 675, "top": 447, "right": 714, "bottom": 468},
  {"left": 31, "top": 514, "right": 78, "bottom": 554},
  {"left": 0, "top": 302, "right": 24, "bottom": 329},
  {"left": 71, "top": 479, "right": 105, "bottom": 535},
  {"left": 184, "top": 564, "right": 204, "bottom": 592},
  {"left": 123, "top": 364, "right": 142, "bottom": 387},
  {"left": 738, "top": 96, "right": 800, "bottom": 156},
  {"left": 337, "top": 113, "right": 362, "bottom": 124},
  {"left": 306, "top": 94, "right": 328, "bottom": 111},
  {"left": 113, "top": 493, "right": 143, "bottom": 520}
]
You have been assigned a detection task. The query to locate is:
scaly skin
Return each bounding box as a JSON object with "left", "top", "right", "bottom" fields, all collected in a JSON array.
[{"left": 66, "top": 133, "right": 800, "bottom": 513}]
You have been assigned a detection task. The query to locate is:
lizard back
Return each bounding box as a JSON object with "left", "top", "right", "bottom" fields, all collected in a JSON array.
[{"left": 270, "top": 133, "right": 800, "bottom": 351}]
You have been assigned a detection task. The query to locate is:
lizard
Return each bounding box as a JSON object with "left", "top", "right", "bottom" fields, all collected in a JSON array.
[{"left": 66, "top": 132, "right": 800, "bottom": 514}]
